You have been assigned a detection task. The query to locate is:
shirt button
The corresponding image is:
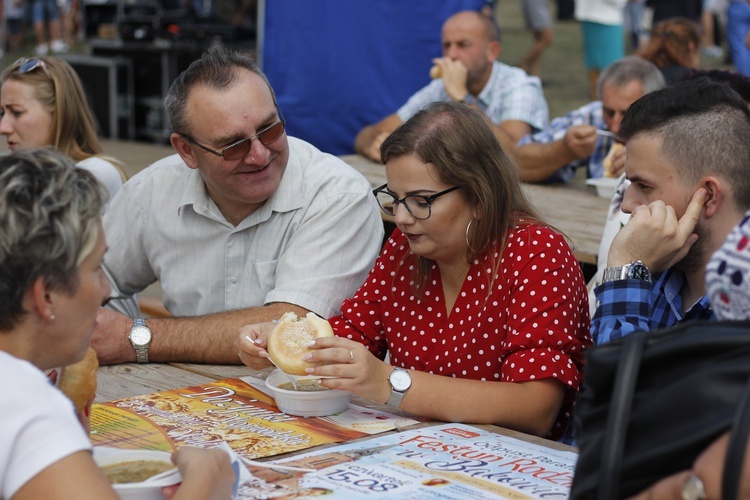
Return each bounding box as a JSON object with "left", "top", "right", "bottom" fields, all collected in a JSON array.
[{"left": 229, "top": 277, "right": 237, "bottom": 284}]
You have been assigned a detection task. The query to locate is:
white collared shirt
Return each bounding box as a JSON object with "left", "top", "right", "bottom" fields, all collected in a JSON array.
[{"left": 103, "top": 136, "right": 383, "bottom": 318}]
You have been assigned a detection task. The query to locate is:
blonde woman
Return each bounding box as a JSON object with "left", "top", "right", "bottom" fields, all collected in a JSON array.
[{"left": 0, "top": 56, "right": 126, "bottom": 204}]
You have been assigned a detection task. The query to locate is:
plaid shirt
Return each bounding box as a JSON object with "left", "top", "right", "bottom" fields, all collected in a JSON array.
[
  {"left": 397, "top": 61, "right": 549, "bottom": 133},
  {"left": 592, "top": 269, "right": 716, "bottom": 345},
  {"left": 516, "top": 100, "right": 615, "bottom": 183}
]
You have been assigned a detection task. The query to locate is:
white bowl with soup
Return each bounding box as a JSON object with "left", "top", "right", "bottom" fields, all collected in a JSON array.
[
  {"left": 93, "top": 448, "right": 179, "bottom": 500},
  {"left": 265, "top": 369, "right": 352, "bottom": 417}
]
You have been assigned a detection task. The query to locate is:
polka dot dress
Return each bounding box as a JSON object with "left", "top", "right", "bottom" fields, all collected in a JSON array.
[{"left": 329, "top": 223, "right": 592, "bottom": 440}]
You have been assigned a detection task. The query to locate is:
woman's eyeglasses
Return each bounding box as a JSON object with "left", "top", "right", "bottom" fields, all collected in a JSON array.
[
  {"left": 373, "top": 184, "right": 461, "bottom": 220},
  {"left": 180, "top": 121, "right": 286, "bottom": 161},
  {"left": 13, "top": 57, "right": 52, "bottom": 79}
]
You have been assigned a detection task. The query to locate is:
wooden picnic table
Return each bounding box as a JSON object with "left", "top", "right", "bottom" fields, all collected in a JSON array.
[
  {"left": 339, "top": 154, "right": 611, "bottom": 266},
  {"left": 94, "top": 362, "right": 577, "bottom": 457}
]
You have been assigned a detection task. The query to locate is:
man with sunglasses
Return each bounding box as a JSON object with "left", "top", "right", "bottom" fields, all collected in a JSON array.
[
  {"left": 515, "top": 56, "right": 665, "bottom": 183},
  {"left": 92, "top": 47, "right": 383, "bottom": 365}
]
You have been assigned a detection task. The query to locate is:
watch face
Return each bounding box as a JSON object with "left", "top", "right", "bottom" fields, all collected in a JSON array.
[
  {"left": 390, "top": 369, "right": 412, "bottom": 392},
  {"left": 130, "top": 326, "right": 151, "bottom": 345},
  {"left": 627, "top": 263, "right": 651, "bottom": 281}
]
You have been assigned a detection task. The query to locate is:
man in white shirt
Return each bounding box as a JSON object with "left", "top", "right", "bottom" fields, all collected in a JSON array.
[{"left": 93, "top": 48, "right": 384, "bottom": 365}]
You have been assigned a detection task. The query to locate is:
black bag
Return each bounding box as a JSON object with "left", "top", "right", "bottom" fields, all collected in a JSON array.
[{"left": 570, "top": 320, "right": 750, "bottom": 500}]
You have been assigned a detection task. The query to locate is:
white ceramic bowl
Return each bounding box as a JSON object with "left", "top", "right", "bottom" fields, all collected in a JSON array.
[
  {"left": 93, "top": 448, "right": 178, "bottom": 500},
  {"left": 586, "top": 177, "right": 619, "bottom": 199},
  {"left": 265, "top": 369, "right": 352, "bottom": 417}
]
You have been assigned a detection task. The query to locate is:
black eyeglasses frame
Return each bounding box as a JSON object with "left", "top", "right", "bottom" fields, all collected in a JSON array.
[{"left": 372, "top": 183, "right": 462, "bottom": 220}]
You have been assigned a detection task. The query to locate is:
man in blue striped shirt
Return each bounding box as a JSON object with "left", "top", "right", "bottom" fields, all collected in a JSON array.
[{"left": 592, "top": 77, "right": 750, "bottom": 345}]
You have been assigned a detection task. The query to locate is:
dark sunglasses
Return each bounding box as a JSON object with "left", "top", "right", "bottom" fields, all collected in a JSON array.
[{"left": 180, "top": 120, "right": 286, "bottom": 161}]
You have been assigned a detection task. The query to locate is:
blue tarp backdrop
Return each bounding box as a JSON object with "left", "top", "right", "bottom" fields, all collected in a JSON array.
[{"left": 262, "top": 1, "right": 486, "bottom": 156}]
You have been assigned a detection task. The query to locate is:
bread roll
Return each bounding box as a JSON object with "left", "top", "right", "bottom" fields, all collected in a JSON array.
[
  {"left": 267, "top": 312, "right": 334, "bottom": 375},
  {"left": 59, "top": 347, "right": 99, "bottom": 420},
  {"left": 429, "top": 65, "right": 442, "bottom": 79},
  {"left": 603, "top": 142, "right": 624, "bottom": 178}
]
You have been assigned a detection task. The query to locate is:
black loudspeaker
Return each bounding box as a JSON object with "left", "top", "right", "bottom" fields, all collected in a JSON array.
[{"left": 59, "top": 55, "right": 135, "bottom": 140}]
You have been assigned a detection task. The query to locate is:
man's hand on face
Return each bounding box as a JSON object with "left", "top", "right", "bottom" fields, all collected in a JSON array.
[
  {"left": 563, "top": 125, "right": 598, "bottom": 160},
  {"left": 432, "top": 57, "right": 469, "bottom": 102},
  {"left": 607, "top": 188, "right": 709, "bottom": 273}
]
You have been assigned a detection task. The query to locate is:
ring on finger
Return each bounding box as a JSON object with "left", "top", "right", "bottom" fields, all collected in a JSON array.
[{"left": 348, "top": 350, "right": 354, "bottom": 364}]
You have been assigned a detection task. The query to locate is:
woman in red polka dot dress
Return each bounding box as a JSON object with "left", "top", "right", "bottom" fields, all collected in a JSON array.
[{"left": 240, "top": 102, "right": 592, "bottom": 442}]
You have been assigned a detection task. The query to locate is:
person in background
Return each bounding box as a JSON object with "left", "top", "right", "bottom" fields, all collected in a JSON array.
[
  {"left": 94, "top": 47, "right": 383, "bottom": 365},
  {"left": 575, "top": 0, "right": 629, "bottom": 99},
  {"left": 625, "top": 0, "right": 647, "bottom": 50},
  {"left": 647, "top": 0, "right": 703, "bottom": 25},
  {"left": 701, "top": 0, "right": 728, "bottom": 58},
  {"left": 0, "top": 56, "right": 125, "bottom": 205},
  {"left": 519, "top": 0, "right": 554, "bottom": 78},
  {"left": 515, "top": 56, "right": 665, "bottom": 183},
  {"left": 726, "top": 0, "right": 750, "bottom": 77},
  {"left": 637, "top": 17, "right": 702, "bottom": 85},
  {"left": 241, "top": 102, "right": 592, "bottom": 443},
  {"left": 354, "top": 10, "right": 548, "bottom": 161},
  {"left": 27, "top": 0, "right": 68, "bottom": 54},
  {"left": 627, "top": 211, "right": 750, "bottom": 500},
  {"left": 0, "top": 147, "right": 235, "bottom": 500},
  {"left": 2, "top": 0, "right": 26, "bottom": 54},
  {"left": 592, "top": 77, "right": 750, "bottom": 345}
]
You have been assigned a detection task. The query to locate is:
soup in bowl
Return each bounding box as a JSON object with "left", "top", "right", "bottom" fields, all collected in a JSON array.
[{"left": 265, "top": 369, "right": 352, "bottom": 417}]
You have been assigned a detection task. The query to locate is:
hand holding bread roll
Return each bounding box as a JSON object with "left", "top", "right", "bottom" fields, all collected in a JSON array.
[
  {"left": 267, "top": 312, "right": 334, "bottom": 375},
  {"left": 603, "top": 142, "right": 624, "bottom": 178},
  {"left": 58, "top": 347, "right": 99, "bottom": 433}
]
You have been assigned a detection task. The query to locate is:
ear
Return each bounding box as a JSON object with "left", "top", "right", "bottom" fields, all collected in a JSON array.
[
  {"left": 487, "top": 40, "right": 501, "bottom": 62},
  {"left": 29, "top": 277, "right": 56, "bottom": 322},
  {"left": 473, "top": 203, "right": 483, "bottom": 221},
  {"left": 170, "top": 133, "right": 199, "bottom": 170},
  {"left": 701, "top": 176, "right": 723, "bottom": 218}
]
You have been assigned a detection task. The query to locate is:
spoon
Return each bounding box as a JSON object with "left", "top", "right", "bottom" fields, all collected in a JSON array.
[
  {"left": 245, "top": 335, "right": 298, "bottom": 390},
  {"left": 268, "top": 356, "right": 299, "bottom": 391},
  {"left": 143, "top": 467, "right": 181, "bottom": 485}
]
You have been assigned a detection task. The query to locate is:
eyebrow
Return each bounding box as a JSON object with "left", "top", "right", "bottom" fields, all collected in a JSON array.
[
  {"left": 206, "top": 110, "right": 279, "bottom": 146},
  {"left": 386, "top": 187, "right": 441, "bottom": 197}
]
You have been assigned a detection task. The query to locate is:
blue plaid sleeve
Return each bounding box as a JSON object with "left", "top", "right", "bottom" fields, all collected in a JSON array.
[
  {"left": 591, "top": 279, "right": 655, "bottom": 345},
  {"left": 516, "top": 101, "right": 608, "bottom": 183}
]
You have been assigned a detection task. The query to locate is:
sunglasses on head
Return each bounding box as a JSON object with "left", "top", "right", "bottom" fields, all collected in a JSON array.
[{"left": 13, "top": 57, "right": 52, "bottom": 79}]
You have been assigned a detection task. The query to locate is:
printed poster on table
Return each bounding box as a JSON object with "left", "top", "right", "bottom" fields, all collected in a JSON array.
[
  {"left": 236, "top": 423, "right": 577, "bottom": 499},
  {"left": 90, "top": 377, "right": 419, "bottom": 460}
]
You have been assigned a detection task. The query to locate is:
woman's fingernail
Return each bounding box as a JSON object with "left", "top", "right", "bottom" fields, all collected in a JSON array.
[
  {"left": 302, "top": 353, "right": 312, "bottom": 360},
  {"left": 305, "top": 368, "right": 315, "bottom": 374},
  {"left": 306, "top": 340, "right": 316, "bottom": 347}
]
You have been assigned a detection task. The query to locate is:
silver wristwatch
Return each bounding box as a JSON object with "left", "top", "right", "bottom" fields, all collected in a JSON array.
[
  {"left": 128, "top": 318, "right": 152, "bottom": 364},
  {"left": 386, "top": 367, "right": 412, "bottom": 407},
  {"left": 602, "top": 260, "right": 652, "bottom": 283}
]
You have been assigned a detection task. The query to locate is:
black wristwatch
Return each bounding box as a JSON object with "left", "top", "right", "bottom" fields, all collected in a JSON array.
[{"left": 602, "top": 260, "right": 652, "bottom": 283}]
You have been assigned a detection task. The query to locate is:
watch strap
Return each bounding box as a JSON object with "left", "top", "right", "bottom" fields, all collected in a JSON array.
[
  {"left": 386, "top": 368, "right": 411, "bottom": 408},
  {"left": 386, "top": 386, "right": 406, "bottom": 408},
  {"left": 602, "top": 265, "right": 625, "bottom": 283}
]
